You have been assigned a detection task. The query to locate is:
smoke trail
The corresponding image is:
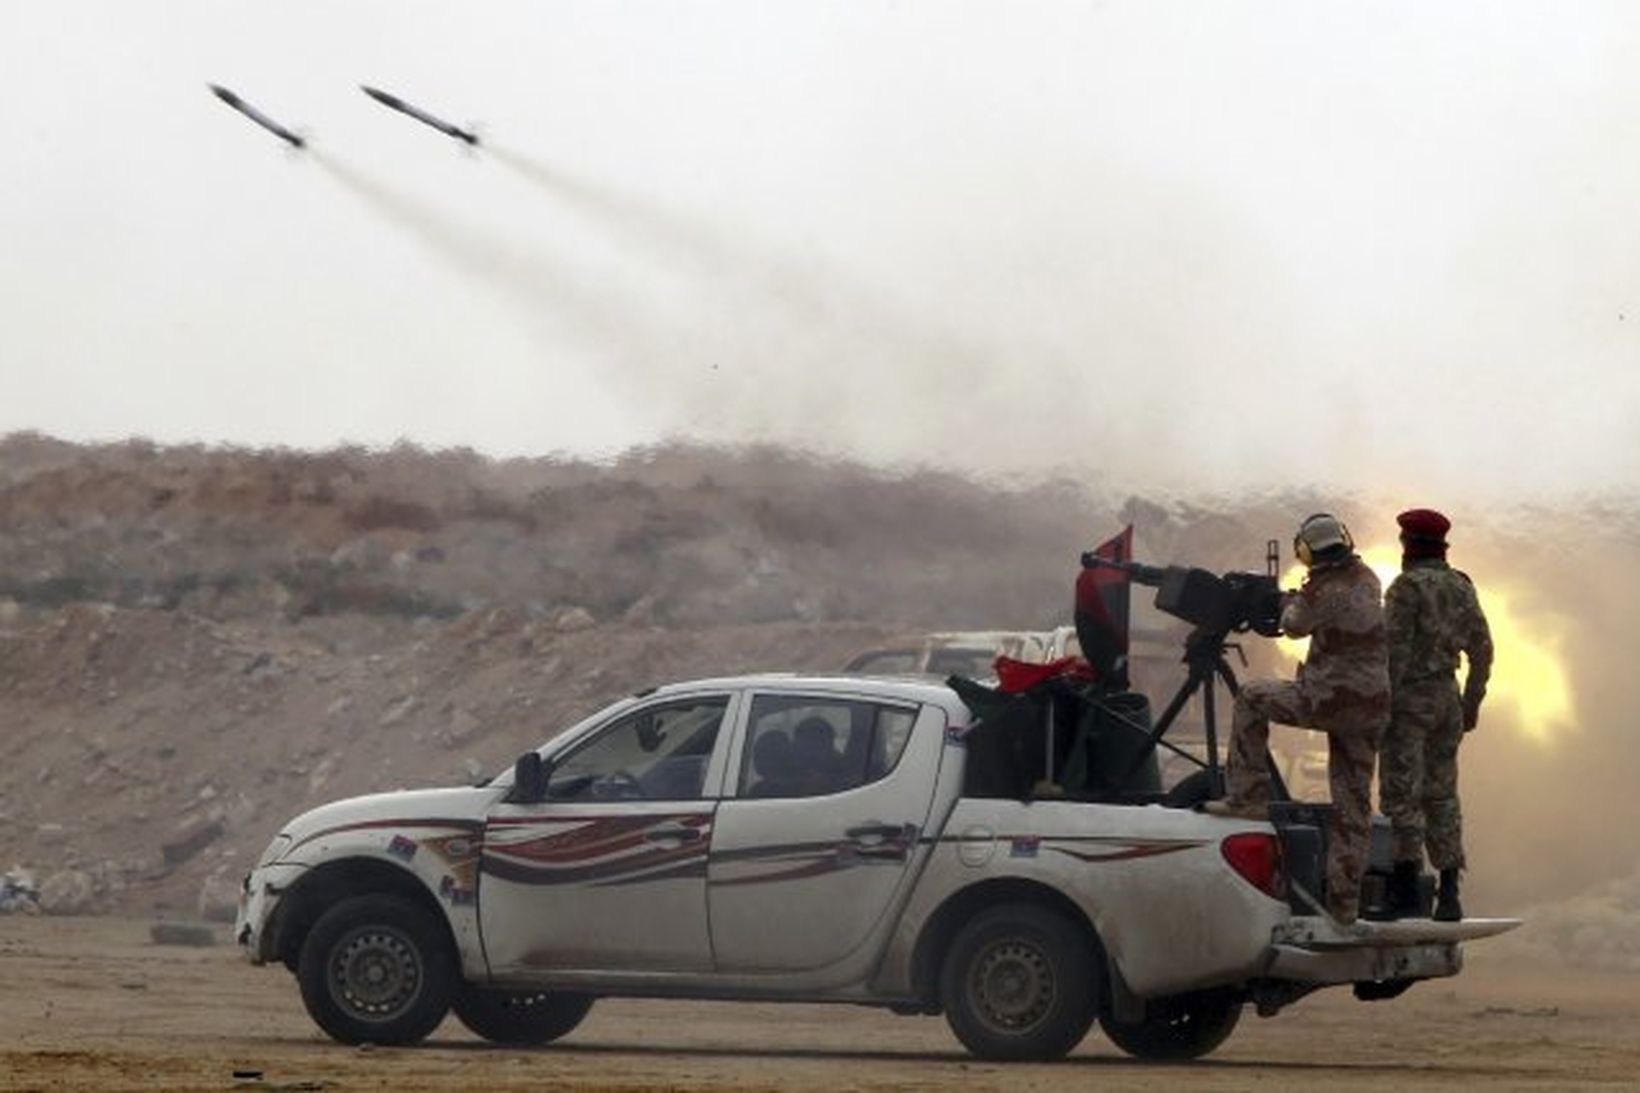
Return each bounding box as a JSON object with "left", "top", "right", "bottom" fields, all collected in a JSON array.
[
  {"left": 311, "top": 151, "right": 687, "bottom": 375},
  {"left": 485, "top": 145, "right": 1009, "bottom": 468},
  {"left": 312, "top": 150, "right": 966, "bottom": 457},
  {"left": 317, "top": 145, "right": 1278, "bottom": 490},
  {"left": 486, "top": 144, "right": 976, "bottom": 351},
  {"left": 486, "top": 146, "right": 746, "bottom": 283}
]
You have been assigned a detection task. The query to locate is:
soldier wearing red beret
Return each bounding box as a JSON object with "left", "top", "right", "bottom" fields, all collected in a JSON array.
[{"left": 1374, "top": 508, "right": 1493, "bottom": 921}]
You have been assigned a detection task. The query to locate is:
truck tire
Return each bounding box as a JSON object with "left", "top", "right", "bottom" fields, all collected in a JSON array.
[
  {"left": 939, "top": 903, "right": 1098, "bottom": 1061},
  {"left": 296, "top": 894, "right": 455, "bottom": 1045},
  {"left": 452, "top": 986, "right": 594, "bottom": 1045},
  {"left": 1099, "top": 988, "right": 1242, "bottom": 1060}
]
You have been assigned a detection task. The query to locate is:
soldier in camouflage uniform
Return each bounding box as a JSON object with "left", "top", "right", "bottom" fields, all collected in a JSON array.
[
  {"left": 1378, "top": 508, "right": 1493, "bottom": 921},
  {"left": 1205, "top": 513, "right": 1390, "bottom": 924}
]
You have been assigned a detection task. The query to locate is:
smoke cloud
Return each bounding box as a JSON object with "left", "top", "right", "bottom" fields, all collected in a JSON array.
[
  {"left": 1137, "top": 497, "right": 1640, "bottom": 910},
  {"left": 1452, "top": 512, "right": 1640, "bottom": 908}
]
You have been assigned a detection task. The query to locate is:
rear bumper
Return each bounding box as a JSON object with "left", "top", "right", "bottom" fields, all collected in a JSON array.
[
  {"left": 1261, "top": 914, "right": 1520, "bottom": 986},
  {"left": 1267, "top": 939, "right": 1461, "bottom": 984}
]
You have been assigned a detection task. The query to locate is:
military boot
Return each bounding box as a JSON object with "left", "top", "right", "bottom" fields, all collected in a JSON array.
[
  {"left": 1372, "top": 859, "right": 1423, "bottom": 920},
  {"left": 1365, "top": 860, "right": 1417, "bottom": 920},
  {"left": 1433, "top": 867, "right": 1464, "bottom": 922}
]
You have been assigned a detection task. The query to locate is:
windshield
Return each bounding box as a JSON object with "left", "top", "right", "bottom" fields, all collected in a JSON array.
[{"left": 486, "top": 695, "right": 643, "bottom": 787}]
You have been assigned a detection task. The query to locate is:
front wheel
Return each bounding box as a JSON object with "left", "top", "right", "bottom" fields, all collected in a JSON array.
[
  {"left": 296, "top": 894, "right": 455, "bottom": 1045},
  {"left": 452, "top": 986, "right": 594, "bottom": 1045},
  {"left": 939, "top": 903, "right": 1098, "bottom": 1061},
  {"left": 1099, "top": 988, "right": 1242, "bottom": 1060}
]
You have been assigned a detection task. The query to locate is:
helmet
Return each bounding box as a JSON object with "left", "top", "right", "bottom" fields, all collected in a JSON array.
[{"left": 1294, "top": 513, "right": 1354, "bottom": 567}]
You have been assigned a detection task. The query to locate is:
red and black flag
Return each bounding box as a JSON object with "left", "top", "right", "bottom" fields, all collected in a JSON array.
[{"left": 1074, "top": 525, "right": 1133, "bottom": 687}]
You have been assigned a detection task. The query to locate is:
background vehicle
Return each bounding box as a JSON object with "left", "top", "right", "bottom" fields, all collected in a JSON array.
[
  {"left": 238, "top": 674, "right": 1513, "bottom": 1061},
  {"left": 843, "top": 631, "right": 1058, "bottom": 677}
]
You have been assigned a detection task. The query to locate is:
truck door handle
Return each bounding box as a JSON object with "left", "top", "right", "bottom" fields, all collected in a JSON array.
[
  {"left": 645, "top": 823, "right": 703, "bottom": 844},
  {"left": 846, "top": 822, "right": 907, "bottom": 842}
]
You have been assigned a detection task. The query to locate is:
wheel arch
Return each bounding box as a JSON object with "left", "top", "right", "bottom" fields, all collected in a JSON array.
[
  {"left": 270, "top": 856, "right": 457, "bottom": 973},
  {"left": 909, "top": 878, "right": 1109, "bottom": 1008}
]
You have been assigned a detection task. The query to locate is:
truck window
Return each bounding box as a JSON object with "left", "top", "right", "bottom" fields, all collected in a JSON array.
[
  {"left": 925, "top": 647, "right": 996, "bottom": 677},
  {"left": 739, "top": 696, "right": 918, "bottom": 799},
  {"left": 547, "top": 698, "right": 727, "bottom": 801}
]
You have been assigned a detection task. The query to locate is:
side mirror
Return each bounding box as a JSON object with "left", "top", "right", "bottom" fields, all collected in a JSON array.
[{"left": 507, "top": 751, "right": 547, "bottom": 804}]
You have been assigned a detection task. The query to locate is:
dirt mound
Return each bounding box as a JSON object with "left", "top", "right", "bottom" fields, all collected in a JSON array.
[{"left": 0, "top": 435, "right": 1142, "bottom": 629}]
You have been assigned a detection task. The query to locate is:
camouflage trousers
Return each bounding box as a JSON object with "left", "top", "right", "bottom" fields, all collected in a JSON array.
[
  {"left": 1380, "top": 676, "right": 1466, "bottom": 871},
  {"left": 1226, "top": 679, "right": 1387, "bottom": 923}
]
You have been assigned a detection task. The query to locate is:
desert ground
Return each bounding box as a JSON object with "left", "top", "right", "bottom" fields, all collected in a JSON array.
[{"left": 2, "top": 915, "right": 1636, "bottom": 1092}]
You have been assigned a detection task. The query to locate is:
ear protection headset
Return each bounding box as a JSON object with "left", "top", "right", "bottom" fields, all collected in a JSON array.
[{"left": 1294, "top": 513, "right": 1354, "bottom": 567}]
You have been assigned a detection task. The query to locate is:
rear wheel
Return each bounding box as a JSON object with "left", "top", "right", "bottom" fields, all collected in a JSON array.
[
  {"left": 452, "top": 986, "right": 594, "bottom": 1045},
  {"left": 1099, "top": 988, "right": 1242, "bottom": 1060},
  {"left": 296, "top": 894, "right": 455, "bottom": 1045},
  {"left": 939, "top": 903, "right": 1098, "bottom": 1061}
]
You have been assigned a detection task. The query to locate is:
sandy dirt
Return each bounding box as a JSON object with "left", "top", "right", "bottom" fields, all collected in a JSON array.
[{"left": 2, "top": 916, "right": 1637, "bottom": 1092}]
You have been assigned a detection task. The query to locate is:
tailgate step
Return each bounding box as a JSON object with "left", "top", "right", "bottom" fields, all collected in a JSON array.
[{"left": 1275, "top": 916, "right": 1521, "bottom": 948}]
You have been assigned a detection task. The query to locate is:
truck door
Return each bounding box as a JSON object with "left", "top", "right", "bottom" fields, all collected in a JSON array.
[
  {"left": 480, "top": 694, "right": 734, "bottom": 977},
  {"left": 707, "top": 692, "right": 945, "bottom": 973}
]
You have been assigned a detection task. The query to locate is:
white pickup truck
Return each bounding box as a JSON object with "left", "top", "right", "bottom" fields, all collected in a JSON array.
[{"left": 237, "top": 674, "right": 1514, "bottom": 1061}]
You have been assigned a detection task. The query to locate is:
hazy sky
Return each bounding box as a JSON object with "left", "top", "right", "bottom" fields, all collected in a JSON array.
[{"left": 3, "top": 2, "right": 1637, "bottom": 498}]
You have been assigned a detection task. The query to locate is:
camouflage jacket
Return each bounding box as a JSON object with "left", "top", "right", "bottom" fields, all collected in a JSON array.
[
  {"left": 1386, "top": 558, "right": 1493, "bottom": 704},
  {"left": 1282, "top": 554, "right": 1390, "bottom": 717}
]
